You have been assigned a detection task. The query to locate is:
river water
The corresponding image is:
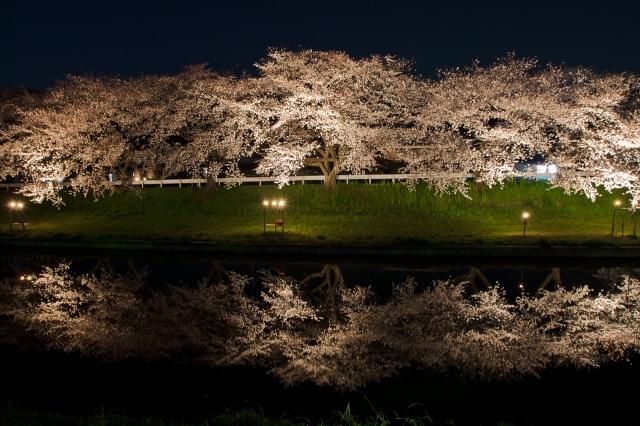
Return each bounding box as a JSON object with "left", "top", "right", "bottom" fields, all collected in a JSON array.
[{"left": 1, "top": 248, "right": 639, "bottom": 425}]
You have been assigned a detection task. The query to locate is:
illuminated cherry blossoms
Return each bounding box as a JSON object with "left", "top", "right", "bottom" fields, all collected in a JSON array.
[
  {"left": 1, "top": 50, "right": 639, "bottom": 204},
  {"left": 2, "top": 261, "right": 639, "bottom": 391}
]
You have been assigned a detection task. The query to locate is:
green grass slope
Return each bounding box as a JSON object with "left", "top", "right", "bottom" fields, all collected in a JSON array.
[{"left": 2, "top": 180, "right": 637, "bottom": 246}]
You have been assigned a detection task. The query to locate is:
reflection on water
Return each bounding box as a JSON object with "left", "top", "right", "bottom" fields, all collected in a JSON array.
[{"left": 1, "top": 253, "right": 640, "bottom": 391}]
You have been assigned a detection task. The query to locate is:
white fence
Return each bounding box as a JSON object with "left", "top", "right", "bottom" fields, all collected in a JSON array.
[{"left": 1, "top": 172, "right": 564, "bottom": 190}]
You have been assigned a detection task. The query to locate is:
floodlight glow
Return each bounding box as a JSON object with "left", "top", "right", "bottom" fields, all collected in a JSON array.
[
  {"left": 17, "top": 203, "right": 23, "bottom": 209},
  {"left": 615, "top": 201, "right": 621, "bottom": 207},
  {"left": 263, "top": 201, "right": 269, "bottom": 206},
  {"left": 278, "top": 200, "right": 284, "bottom": 207},
  {"left": 522, "top": 212, "right": 530, "bottom": 236},
  {"left": 272, "top": 201, "right": 276, "bottom": 206},
  {"left": 9, "top": 202, "right": 15, "bottom": 208}
]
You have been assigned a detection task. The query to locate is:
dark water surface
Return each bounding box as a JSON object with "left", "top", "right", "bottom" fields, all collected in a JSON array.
[{"left": 2, "top": 248, "right": 640, "bottom": 425}]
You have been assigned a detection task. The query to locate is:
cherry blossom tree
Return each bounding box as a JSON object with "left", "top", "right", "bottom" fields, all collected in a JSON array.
[
  {"left": 158, "top": 67, "right": 265, "bottom": 189},
  {"left": 2, "top": 50, "right": 639, "bottom": 204},
  {"left": 1, "top": 75, "right": 154, "bottom": 205},
  {"left": 252, "top": 49, "right": 424, "bottom": 188},
  {"left": 0, "top": 67, "right": 260, "bottom": 206},
  {"left": 393, "top": 56, "right": 640, "bottom": 201}
]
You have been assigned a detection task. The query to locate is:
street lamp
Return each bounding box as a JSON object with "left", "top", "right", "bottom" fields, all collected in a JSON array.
[
  {"left": 611, "top": 201, "right": 622, "bottom": 237},
  {"left": 522, "top": 212, "right": 530, "bottom": 236},
  {"left": 263, "top": 201, "right": 269, "bottom": 233},
  {"left": 278, "top": 200, "right": 285, "bottom": 226},
  {"left": 9, "top": 201, "right": 25, "bottom": 231},
  {"left": 263, "top": 199, "right": 286, "bottom": 234}
]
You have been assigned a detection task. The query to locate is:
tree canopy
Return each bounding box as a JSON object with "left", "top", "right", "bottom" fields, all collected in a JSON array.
[{"left": 1, "top": 50, "right": 639, "bottom": 205}]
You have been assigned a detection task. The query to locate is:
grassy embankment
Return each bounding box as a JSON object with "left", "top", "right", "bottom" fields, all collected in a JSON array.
[{"left": 1, "top": 180, "right": 636, "bottom": 246}]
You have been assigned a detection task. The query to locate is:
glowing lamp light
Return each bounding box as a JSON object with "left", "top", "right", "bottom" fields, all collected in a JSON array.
[
  {"left": 17, "top": 203, "right": 23, "bottom": 209},
  {"left": 9, "top": 202, "right": 15, "bottom": 208},
  {"left": 522, "top": 212, "right": 530, "bottom": 236},
  {"left": 612, "top": 201, "right": 622, "bottom": 236},
  {"left": 262, "top": 199, "right": 286, "bottom": 234}
]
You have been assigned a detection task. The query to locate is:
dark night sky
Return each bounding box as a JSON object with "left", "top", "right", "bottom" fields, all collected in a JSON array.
[{"left": 3, "top": 0, "right": 640, "bottom": 89}]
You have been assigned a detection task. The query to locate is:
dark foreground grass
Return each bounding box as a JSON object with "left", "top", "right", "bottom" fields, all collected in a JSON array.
[
  {"left": 0, "top": 403, "right": 518, "bottom": 426},
  {"left": 1, "top": 180, "right": 636, "bottom": 246}
]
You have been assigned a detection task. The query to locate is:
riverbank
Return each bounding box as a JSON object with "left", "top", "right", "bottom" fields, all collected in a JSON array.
[
  {"left": 1, "top": 181, "right": 637, "bottom": 248},
  {"left": 2, "top": 236, "right": 640, "bottom": 258}
]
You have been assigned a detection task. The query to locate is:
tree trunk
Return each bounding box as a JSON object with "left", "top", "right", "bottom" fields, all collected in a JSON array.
[
  {"left": 474, "top": 171, "right": 484, "bottom": 191},
  {"left": 205, "top": 174, "right": 218, "bottom": 191},
  {"left": 200, "top": 157, "right": 220, "bottom": 196},
  {"left": 304, "top": 143, "right": 342, "bottom": 189}
]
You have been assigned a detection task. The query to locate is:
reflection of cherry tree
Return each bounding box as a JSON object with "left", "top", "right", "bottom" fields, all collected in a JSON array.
[
  {"left": 453, "top": 266, "right": 492, "bottom": 293},
  {"left": 249, "top": 268, "right": 640, "bottom": 390},
  {"left": 534, "top": 267, "right": 562, "bottom": 297},
  {"left": 3, "top": 261, "right": 640, "bottom": 391},
  {"left": 2, "top": 261, "right": 262, "bottom": 363},
  {"left": 298, "top": 264, "right": 346, "bottom": 323},
  {"left": 520, "top": 277, "right": 640, "bottom": 367},
  {"left": 251, "top": 272, "right": 546, "bottom": 389}
]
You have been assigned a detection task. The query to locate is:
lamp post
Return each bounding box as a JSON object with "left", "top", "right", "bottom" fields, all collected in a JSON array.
[
  {"left": 263, "top": 200, "right": 269, "bottom": 234},
  {"left": 9, "top": 202, "right": 24, "bottom": 231},
  {"left": 9, "top": 202, "right": 15, "bottom": 227},
  {"left": 263, "top": 200, "right": 286, "bottom": 234},
  {"left": 279, "top": 200, "right": 284, "bottom": 225},
  {"left": 522, "top": 212, "right": 529, "bottom": 236},
  {"left": 611, "top": 201, "right": 621, "bottom": 237}
]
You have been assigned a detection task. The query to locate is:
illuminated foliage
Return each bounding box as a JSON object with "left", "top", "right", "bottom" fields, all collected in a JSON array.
[
  {"left": 1, "top": 51, "right": 639, "bottom": 203},
  {"left": 2, "top": 262, "right": 640, "bottom": 391},
  {"left": 252, "top": 49, "right": 423, "bottom": 188}
]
